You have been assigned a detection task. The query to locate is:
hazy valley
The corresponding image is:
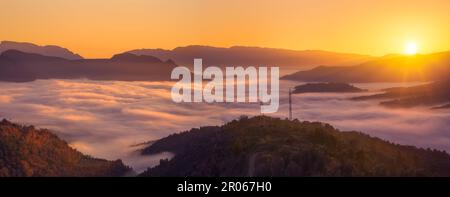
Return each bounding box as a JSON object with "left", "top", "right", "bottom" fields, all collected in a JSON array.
[{"left": 1, "top": 41, "right": 450, "bottom": 176}]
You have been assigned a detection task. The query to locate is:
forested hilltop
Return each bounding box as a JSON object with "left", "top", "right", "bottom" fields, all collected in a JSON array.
[
  {"left": 141, "top": 116, "right": 450, "bottom": 177},
  {"left": 0, "top": 119, "right": 132, "bottom": 177}
]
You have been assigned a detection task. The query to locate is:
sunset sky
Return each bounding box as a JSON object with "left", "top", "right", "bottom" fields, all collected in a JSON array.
[{"left": 1, "top": 0, "right": 450, "bottom": 58}]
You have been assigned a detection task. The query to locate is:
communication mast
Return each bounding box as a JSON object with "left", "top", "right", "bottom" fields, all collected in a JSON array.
[{"left": 289, "top": 88, "right": 292, "bottom": 120}]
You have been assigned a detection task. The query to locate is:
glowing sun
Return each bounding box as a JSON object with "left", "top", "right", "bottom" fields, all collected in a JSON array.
[{"left": 404, "top": 42, "right": 418, "bottom": 55}]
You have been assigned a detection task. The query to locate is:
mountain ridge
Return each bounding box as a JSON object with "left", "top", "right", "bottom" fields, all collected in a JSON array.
[
  {"left": 0, "top": 50, "right": 178, "bottom": 82},
  {"left": 127, "top": 45, "right": 374, "bottom": 74},
  {"left": 282, "top": 51, "right": 450, "bottom": 82},
  {"left": 351, "top": 79, "right": 450, "bottom": 108},
  {"left": 0, "top": 41, "right": 83, "bottom": 60}
]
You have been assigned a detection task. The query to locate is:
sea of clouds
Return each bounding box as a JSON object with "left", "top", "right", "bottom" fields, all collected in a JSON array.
[{"left": 0, "top": 79, "right": 449, "bottom": 172}]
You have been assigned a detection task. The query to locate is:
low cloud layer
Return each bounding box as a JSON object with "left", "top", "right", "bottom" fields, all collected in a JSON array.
[{"left": 0, "top": 79, "right": 449, "bottom": 172}]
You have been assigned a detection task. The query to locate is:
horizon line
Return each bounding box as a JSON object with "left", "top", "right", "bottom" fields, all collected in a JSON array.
[{"left": 2, "top": 40, "right": 449, "bottom": 59}]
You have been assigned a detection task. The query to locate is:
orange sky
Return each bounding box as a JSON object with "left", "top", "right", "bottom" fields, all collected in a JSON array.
[{"left": 1, "top": 0, "right": 449, "bottom": 58}]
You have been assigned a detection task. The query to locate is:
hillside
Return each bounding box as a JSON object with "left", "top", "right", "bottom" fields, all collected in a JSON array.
[
  {"left": 0, "top": 119, "right": 132, "bottom": 177},
  {"left": 0, "top": 41, "right": 83, "bottom": 60},
  {"left": 0, "top": 50, "right": 178, "bottom": 82},
  {"left": 140, "top": 116, "right": 450, "bottom": 177},
  {"left": 352, "top": 79, "right": 450, "bottom": 108},
  {"left": 292, "top": 82, "right": 366, "bottom": 94},
  {"left": 127, "top": 45, "right": 373, "bottom": 74},
  {"left": 282, "top": 51, "right": 450, "bottom": 82}
]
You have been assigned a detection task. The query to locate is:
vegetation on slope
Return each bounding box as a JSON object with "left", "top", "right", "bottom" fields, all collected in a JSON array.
[
  {"left": 140, "top": 116, "right": 450, "bottom": 177},
  {"left": 0, "top": 119, "right": 132, "bottom": 177}
]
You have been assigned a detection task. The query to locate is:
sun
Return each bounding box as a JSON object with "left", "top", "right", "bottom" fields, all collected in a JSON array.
[{"left": 404, "top": 42, "right": 418, "bottom": 55}]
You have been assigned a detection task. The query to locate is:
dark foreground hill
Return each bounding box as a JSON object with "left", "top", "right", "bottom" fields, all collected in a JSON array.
[
  {"left": 0, "top": 119, "right": 131, "bottom": 177},
  {"left": 140, "top": 116, "right": 450, "bottom": 177}
]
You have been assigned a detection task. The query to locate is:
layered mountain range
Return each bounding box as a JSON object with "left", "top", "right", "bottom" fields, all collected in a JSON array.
[
  {"left": 0, "top": 41, "right": 373, "bottom": 82},
  {"left": 127, "top": 45, "right": 373, "bottom": 73},
  {"left": 0, "top": 41, "right": 83, "bottom": 60},
  {"left": 282, "top": 51, "right": 450, "bottom": 82},
  {"left": 2, "top": 41, "right": 450, "bottom": 83},
  {"left": 0, "top": 49, "right": 178, "bottom": 82}
]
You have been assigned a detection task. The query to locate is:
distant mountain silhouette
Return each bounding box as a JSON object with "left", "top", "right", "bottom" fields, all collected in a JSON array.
[
  {"left": 293, "top": 82, "right": 366, "bottom": 94},
  {"left": 433, "top": 104, "right": 450, "bottom": 109},
  {"left": 352, "top": 79, "right": 450, "bottom": 108},
  {"left": 0, "top": 119, "right": 132, "bottom": 176},
  {"left": 0, "top": 50, "right": 179, "bottom": 82},
  {"left": 127, "top": 45, "right": 374, "bottom": 74},
  {"left": 0, "top": 41, "right": 83, "bottom": 60},
  {"left": 140, "top": 116, "right": 450, "bottom": 177},
  {"left": 282, "top": 51, "right": 450, "bottom": 82}
]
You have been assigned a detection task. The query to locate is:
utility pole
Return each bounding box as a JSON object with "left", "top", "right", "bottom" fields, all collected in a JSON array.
[{"left": 289, "top": 88, "right": 292, "bottom": 120}]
